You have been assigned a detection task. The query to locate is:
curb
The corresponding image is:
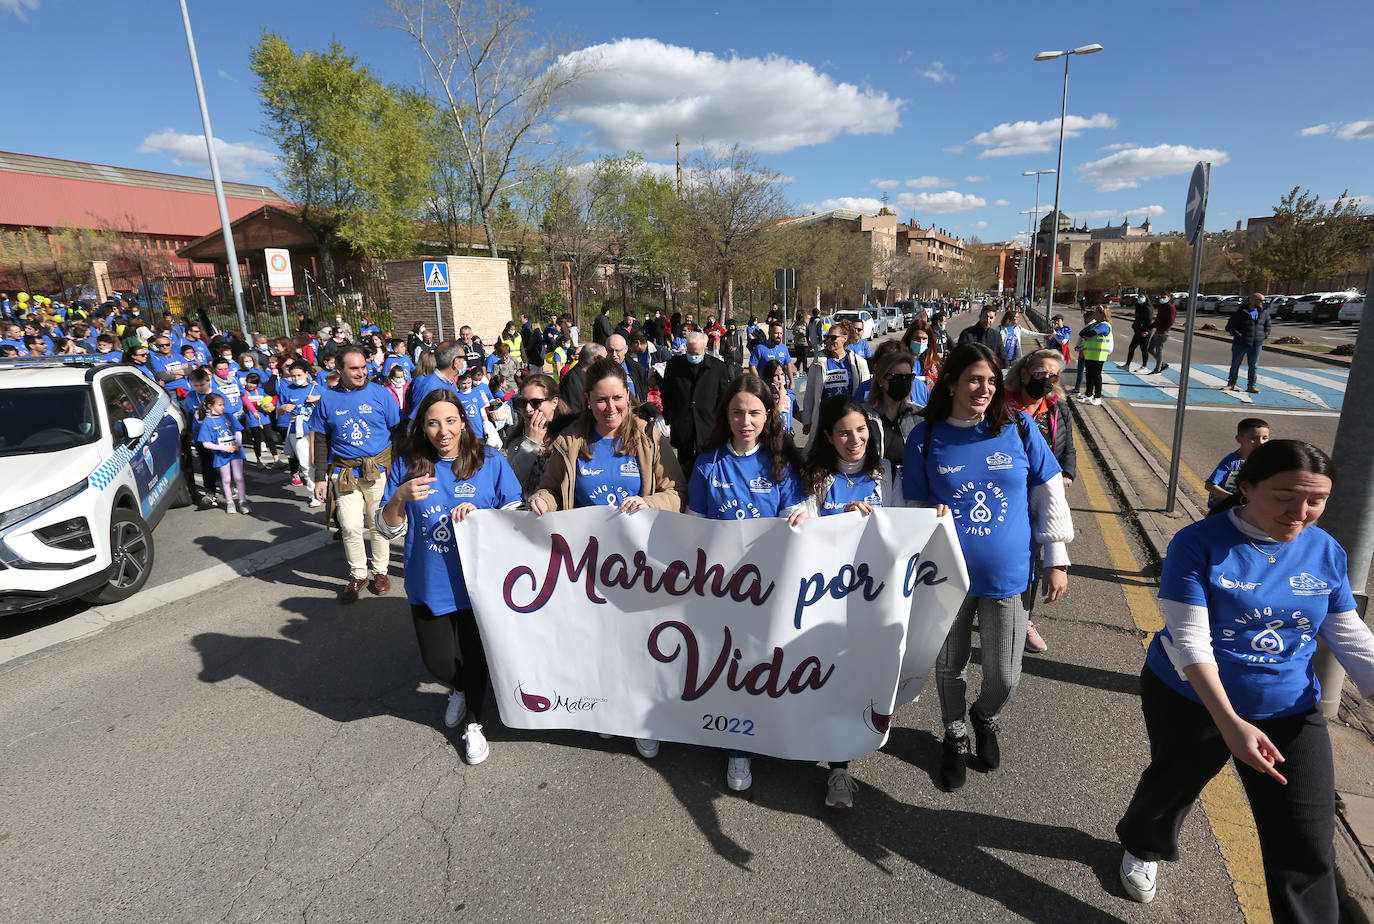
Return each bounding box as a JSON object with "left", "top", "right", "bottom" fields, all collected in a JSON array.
[
  {"left": 1178, "top": 324, "right": 1353, "bottom": 368},
  {"left": 1070, "top": 389, "right": 1374, "bottom": 922}
]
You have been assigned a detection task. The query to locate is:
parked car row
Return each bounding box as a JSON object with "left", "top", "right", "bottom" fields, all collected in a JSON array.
[{"left": 1185, "top": 291, "right": 1363, "bottom": 325}]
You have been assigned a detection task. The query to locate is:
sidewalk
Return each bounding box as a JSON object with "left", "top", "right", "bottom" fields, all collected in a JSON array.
[{"left": 1071, "top": 387, "right": 1374, "bottom": 923}]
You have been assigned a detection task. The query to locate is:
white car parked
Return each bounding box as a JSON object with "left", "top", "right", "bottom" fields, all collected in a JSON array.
[
  {"left": 1338, "top": 296, "right": 1366, "bottom": 325},
  {"left": 0, "top": 358, "right": 187, "bottom": 614},
  {"left": 833, "top": 310, "right": 876, "bottom": 340}
]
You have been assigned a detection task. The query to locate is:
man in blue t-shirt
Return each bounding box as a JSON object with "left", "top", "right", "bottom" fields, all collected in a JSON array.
[
  {"left": 749, "top": 322, "right": 796, "bottom": 389},
  {"left": 311, "top": 346, "right": 402, "bottom": 603},
  {"left": 1206, "top": 417, "right": 1270, "bottom": 508},
  {"left": 408, "top": 342, "right": 464, "bottom": 418},
  {"left": 148, "top": 334, "right": 191, "bottom": 396}
]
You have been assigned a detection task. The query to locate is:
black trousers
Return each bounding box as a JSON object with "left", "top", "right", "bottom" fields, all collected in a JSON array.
[
  {"left": 1083, "top": 359, "right": 1105, "bottom": 398},
  {"left": 1124, "top": 330, "right": 1152, "bottom": 366},
  {"left": 194, "top": 442, "right": 218, "bottom": 496},
  {"left": 410, "top": 604, "right": 490, "bottom": 724},
  {"left": 1117, "top": 668, "right": 1336, "bottom": 924}
]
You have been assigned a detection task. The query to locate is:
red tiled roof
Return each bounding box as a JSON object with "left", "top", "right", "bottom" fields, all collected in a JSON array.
[{"left": 0, "top": 151, "right": 292, "bottom": 239}]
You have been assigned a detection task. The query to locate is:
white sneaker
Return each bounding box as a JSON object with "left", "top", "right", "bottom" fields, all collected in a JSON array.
[
  {"left": 224, "top": 498, "right": 236, "bottom": 514},
  {"left": 634, "top": 738, "right": 660, "bottom": 759},
  {"left": 825, "top": 767, "right": 857, "bottom": 808},
  {"left": 1089, "top": 396, "right": 1102, "bottom": 406},
  {"left": 308, "top": 496, "right": 322, "bottom": 508},
  {"left": 444, "top": 690, "right": 466, "bottom": 728},
  {"left": 1119, "top": 849, "right": 1157, "bottom": 903},
  {"left": 726, "top": 756, "right": 753, "bottom": 791},
  {"left": 463, "top": 723, "right": 489, "bottom": 765}
]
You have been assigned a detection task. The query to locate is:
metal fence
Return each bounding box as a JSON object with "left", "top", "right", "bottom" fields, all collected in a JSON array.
[{"left": 174, "top": 269, "right": 394, "bottom": 341}]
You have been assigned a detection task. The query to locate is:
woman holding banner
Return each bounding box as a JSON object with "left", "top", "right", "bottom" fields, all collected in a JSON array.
[
  {"left": 376, "top": 389, "right": 524, "bottom": 767},
  {"left": 902, "top": 342, "right": 1073, "bottom": 791},
  {"left": 528, "top": 358, "right": 685, "bottom": 762},
  {"left": 687, "top": 374, "right": 808, "bottom": 793},
  {"left": 801, "top": 393, "right": 885, "bottom": 808}
]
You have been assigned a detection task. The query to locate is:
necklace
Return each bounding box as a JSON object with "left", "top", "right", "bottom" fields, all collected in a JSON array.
[{"left": 1246, "top": 539, "right": 1280, "bottom": 563}]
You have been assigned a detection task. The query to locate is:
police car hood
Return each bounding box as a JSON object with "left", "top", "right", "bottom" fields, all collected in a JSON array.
[{"left": 0, "top": 443, "right": 105, "bottom": 512}]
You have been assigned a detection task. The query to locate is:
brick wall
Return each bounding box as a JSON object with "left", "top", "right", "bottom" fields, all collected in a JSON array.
[{"left": 383, "top": 256, "right": 513, "bottom": 344}]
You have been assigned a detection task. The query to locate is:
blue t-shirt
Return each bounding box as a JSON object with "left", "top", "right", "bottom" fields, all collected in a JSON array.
[
  {"left": 454, "top": 384, "right": 493, "bottom": 440},
  {"left": 573, "top": 435, "right": 642, "bottom": 508},
  {"left": 902, "top": 413, "right": 1061, "bottom": 598},
  {"left": 315, "top": 368, "right": 334, "bottom": 388},
  {"left": 211, "top": 373, "right": 244, "bottom": 416},
  {"left": 241, "top": 389, "right": 271, "bottom": 427},
  {"left": 2, "top": 338, "right": 29, "bottom": 355},
  {"left": 1148, "top": 514, "right": 1357, "bottom": 720},
  {"left": 383, "top": 354, "right": 415, "bottom": 379},
  {"left": 750, "top": 342, "right": 792, "bottom": 371},
  {"left": 687, "top": 445, "right": 805, "bottom": 520},
  {"left": 382, "top": 450, "right": 523, "bottom": 613},
  {"left": 194, "top": 414, "right": 245, "bottom": 467},
  {"left": 179, "top": 338, "right": 211, "bottom": 365},
  {"left": 408, "top": 373, "right": 456, "bottom": 418},
  {"left": 846, "top": 339, "right": 873, "bottom": 360},
  {"left": 276, "top": 380, "right": 320, "bottom": 432},
  {"left": 149, "top": 353, "right": 191, "bottom": 394},
  {"left": 310, "top": 382, "right": 401, "bottom": 460},
  {"left": 1206, "top": 450, "right": 1243, "bottom": 508},
  {"left": 818, "top": 358, "right": 853, "bottom": 402},
  {"left": 820, "top": 470, "right": 882, "bottom": 515}
]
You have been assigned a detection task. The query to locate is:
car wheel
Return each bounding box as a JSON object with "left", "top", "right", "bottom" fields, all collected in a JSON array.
[
  {"left": 81, "top": 508, "right": 155, "bottom": 604},
  {"left": 169, "top": 473, "right": 193, "bottom": 509}
]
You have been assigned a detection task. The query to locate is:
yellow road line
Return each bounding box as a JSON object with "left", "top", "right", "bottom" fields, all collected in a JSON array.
[
  {"left": 1110, "top": 400, "right": 1212, "bottom": 501},
  {"left": 1077, "top": 460, "right": 1270, "bottom": 922}
]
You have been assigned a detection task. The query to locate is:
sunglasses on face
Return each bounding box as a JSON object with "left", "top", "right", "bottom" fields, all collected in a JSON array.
[{"left": 521, "top": 396, "right": 549, "bottom": 410}]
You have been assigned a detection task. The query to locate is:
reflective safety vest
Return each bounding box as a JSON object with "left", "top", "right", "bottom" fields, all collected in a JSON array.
[{"left": 1080, "top": 322, "right": 1114, "bottom": 362}]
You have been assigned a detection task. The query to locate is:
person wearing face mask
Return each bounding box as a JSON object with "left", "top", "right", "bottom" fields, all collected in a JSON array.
[
  {"left": 275, "top": 360, "right": 323, "bottom": 500},
  {"left": 900, "top": 319, "right": 941, "bottom": 393},
  {"left": 382, "top": 362, "right": 409, "bottom": 409},
  {"left": 453, "top": 366, "right": 502, "bottom": 449},
  {"left": 210, "top": 358, "right": 245, "bottom": 420},
  {"left": 330, "top": 314, "right": 354, "bottom": 342},
  {"left": 930, "top": 312, "right": 951, "bottom": 358},
  {"left": 661, "top": 331, "right": 732, "bottom": 475},
  {"left": 864, "top": 351, "right": 924, "bottom": 505},
  {"left": 1006, "top": 349, "right": 1079, "bottom": 655}
]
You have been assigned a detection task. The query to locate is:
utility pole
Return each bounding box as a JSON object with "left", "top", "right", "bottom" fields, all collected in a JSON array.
[{"left": 1315, "top": 257, "right": 1374, "bottom": 717}]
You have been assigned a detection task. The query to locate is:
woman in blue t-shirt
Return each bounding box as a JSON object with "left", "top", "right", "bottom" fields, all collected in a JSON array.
[
  {"left": 800, "top": 393, "right": 884, "bottom": 809},
  {"left": 377, "top": 388, "right": 523, "bottom": 767},
  {"left": 1115, "top": 441, "right": 1374, "bottom": 915},
  {"left": 902, "top": 342, "right": 1073, "bottom": 792},
  {"left": 758, "top": 359, "right": 797, "bottom": 435},
  {"left": 688, "top": 374, "right": 807, "bottom": 794}
]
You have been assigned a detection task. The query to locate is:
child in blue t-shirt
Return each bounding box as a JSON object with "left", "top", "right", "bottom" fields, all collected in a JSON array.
[
  {"left": 1206, "top": 417, "right": 1270, "bottom": 508},
  {"left": 241, "top": 372, "right": 282, "bottom": 469},
  {"left": 194, "top": 393, "right": 249, "bottom": 514}
]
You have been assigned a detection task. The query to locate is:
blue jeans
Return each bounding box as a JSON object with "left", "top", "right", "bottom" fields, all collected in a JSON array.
[{"left": 1227, "top": 342, "right": 1262, "bottom": 389}]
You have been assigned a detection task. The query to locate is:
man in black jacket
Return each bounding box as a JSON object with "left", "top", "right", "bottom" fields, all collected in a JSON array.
[
  {"left": 606, "top": 334, "right": 648, "bottom": 399},
  {"left": 957, "top": 306, "right": 1001, "bottom": 351},
  {"left": 592, "top": 305, "right": 613, "bottom": 345},
  {"left": 558, "top": 342, "right": 606, "bottom": 414},
  {"left": 1224, "top": 292, "right": 1272, "bottom": 394},
  {"left": 661, "top": 331, "right": 731, "bottom": 474}
]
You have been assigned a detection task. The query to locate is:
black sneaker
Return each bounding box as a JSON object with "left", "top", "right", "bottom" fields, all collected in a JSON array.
[
  {"left": 941, "top": 733, "right": 970, "bottom": 791},
  {"left": 197, "top": 495, "right": 217, "bottom": 509},
  {"left": 970, "top": 709, "right": 1000, "bottom": 770}
]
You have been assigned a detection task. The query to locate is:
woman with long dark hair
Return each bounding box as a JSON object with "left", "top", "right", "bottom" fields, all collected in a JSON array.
[
  {"left": 1115, "top": 441, "right": 1374, "bottom": 916},
  {"left": 900, "top": 318, "right": 941, "bottom": 388},
  {"left": 902, "top": 342, "right": 1073, "bottom": 791},
  {"left": 800, "top": 392, "right": 884, "bottom": 809},
  {"left": 687, "top": 373, "right": 807, "bottom": 793},
  {"left": 864, "top": 350, "right": 924, "bottom": 506},
  {"left": 377, "top": 388, "right": 524, "bottom": 766}
]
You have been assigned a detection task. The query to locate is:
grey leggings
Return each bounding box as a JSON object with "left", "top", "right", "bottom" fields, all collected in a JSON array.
[{"left": 936, "top": 593, "right": 1028, "bottom": 734}]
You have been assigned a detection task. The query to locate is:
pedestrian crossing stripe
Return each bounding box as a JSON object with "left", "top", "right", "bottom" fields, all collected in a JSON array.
[{"left": 1097, "top": 364, "right": 1347, "bottom": 412}]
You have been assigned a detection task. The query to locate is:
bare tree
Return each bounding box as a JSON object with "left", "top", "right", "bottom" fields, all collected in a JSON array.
[{"left": 386, "top": 0, "right": 596, "bottom": 259}]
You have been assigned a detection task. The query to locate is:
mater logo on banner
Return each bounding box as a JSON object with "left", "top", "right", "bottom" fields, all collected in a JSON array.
[{"left": 455, "top": 507, "right": 969, "bottom": 763}]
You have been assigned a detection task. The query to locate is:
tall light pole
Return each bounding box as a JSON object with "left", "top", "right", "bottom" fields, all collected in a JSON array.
[
  {"left": 1019, "top": 214, "right": 1037, "bottom": 308},
  {"left": 1022, "top": 169, "right": 1055, "bottom": 319},
  {"left": 1034, "top": 42, "right": 1102, "bottom": 332}
]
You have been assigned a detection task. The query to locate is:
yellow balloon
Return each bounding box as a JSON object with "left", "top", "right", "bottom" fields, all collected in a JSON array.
[{"left": 16, "top": 292, "right": 29, "bottom": 303}]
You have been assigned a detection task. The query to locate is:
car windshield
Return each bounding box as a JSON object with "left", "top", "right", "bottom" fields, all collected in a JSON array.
[{"left": 0, "top": 386, "right": 100, "bottom": 456}]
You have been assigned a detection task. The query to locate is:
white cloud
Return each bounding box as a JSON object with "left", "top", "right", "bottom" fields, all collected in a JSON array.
[
  {"left": 556, "top": 39, "right": 903, "bottom": 156},
  {"left": 1301, "top": 124, "right": 1331, "bottom": 136},
  {"left": 994, "top": 199, "right": 1010, "bottom": 206},
  {"left": 1078, "top": 143, "right": 1229, "bottom": 192},
  {"left": 1, "top": 0, "right": 38, "bottom": 18},
  {"left": 969, "top": 220, "right": 988, "bottom": 229},
  {"left": 897, "top": 49, "right": 913, "bottom": 64},
  {"left": 1336, "top": 121, "right": 1374, "bottom": 140},
  {"left": 957, "top": 113, "right": 1116, "bottom": 158},
  {"left": 871, "top": 178, "right": 900, "bottom": 190},
  {"left": 964, "top": 175, "right": 987, "bottom": 183},
  {"left": 922, "top": 61, "right": 952, "bottom": 84},
  {"left": 897, "top": 191, "right": 987, "bottom": 214},
  {"left": 1101, "top": 142, "right": 1137, "bottom": 151},
  {"left": 1070, "top": 205, "right": 1168, "bottom": 222},
  {"left": 1319, "top": 194, "right": 1374, "bottom": 209},
  {"left": 217, "top": 68, "right": 237, "bottom": 82},
  {"left": 904, "top": 176, "right": 953, "bottom": 188},
  {"left": 139, "top": 129, "right": 279, "bottom": 180},
  {"left": 802, "top": 197, "right": 886, "bottom": 214}
]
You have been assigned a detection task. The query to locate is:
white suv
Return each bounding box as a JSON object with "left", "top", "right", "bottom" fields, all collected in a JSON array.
[{"left": 0, "top": 358, "right": 187, "bottom": 614}]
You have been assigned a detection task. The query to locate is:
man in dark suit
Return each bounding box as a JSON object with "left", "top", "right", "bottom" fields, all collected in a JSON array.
[
  {"left": 957, "top": 305, "right": 1001, "bottom": 351},
  {"left": 606, "top": 334, "right": 648, "bottom": 400},
  {"left": 558, "top": 342, "right": 606, "bottom": 415},
  {"left": 592, "top": 305, "right": 614, "bottom": 346},
  {"left": 661, "top": 331, "right": 731, "bottom": 474}
]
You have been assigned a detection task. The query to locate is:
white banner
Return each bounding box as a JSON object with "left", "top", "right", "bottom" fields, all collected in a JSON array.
[{"left": 456, "top": 507, "right": 969, "bottom": 762}]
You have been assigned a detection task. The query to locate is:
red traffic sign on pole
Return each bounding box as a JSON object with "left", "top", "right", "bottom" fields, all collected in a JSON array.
[{"left": 265, "top": 248, "right": 295, "bottom": 296}]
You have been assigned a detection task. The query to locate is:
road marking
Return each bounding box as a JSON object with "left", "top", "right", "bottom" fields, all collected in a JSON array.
[
  {"left": 1110, "top": 400, "right": 1211, "bottom": 499},
  {"left": 1128, "top": 402, "right": 1340, "bottom": 419},
  {"left": 0, "top": 530, "right": 332, "bottom": 668},
  {"left": 1265, "top": 364, "right": 1349, "bottom": 392},
  {"left": 1077, "top": 461, "right": 1270, "bottom": 922},
  {"left": 1182, "top": 366, "right": 1256, "bottom": 404}
]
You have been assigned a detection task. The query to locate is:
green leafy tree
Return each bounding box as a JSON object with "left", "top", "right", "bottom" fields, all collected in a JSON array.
[
  {"left": 250, "top": 32, "right": 433, "bottom": 292},
  {"left": 1249, "top": 187, "right": 1373, "bottom": 289}
]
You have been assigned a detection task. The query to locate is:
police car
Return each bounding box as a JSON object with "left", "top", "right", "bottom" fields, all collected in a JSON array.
[{"left": 0, "top": 357, "right": 188, "bottom": 614}]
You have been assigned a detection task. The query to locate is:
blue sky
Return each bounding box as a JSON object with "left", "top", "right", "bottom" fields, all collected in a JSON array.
[{"left": 5, "top": 0, "right": 1372, "bottom": 244}]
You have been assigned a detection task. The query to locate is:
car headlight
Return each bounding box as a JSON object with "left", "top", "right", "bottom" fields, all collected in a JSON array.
[{"left": 0, "top": 480, "right": 87, "bottom": 532}]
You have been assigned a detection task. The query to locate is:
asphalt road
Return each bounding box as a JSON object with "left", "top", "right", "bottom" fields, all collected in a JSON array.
[{"left": 0, "top": 338, "right": 1252, "bottom": 921}]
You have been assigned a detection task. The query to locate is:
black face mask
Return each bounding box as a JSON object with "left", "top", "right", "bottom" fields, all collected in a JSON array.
[
  {"left": 1024, "top": 377, "right": 1054, "bottom": 399},
  {"left": 885, "top": 374, "right": 915, "bottom": 400}
]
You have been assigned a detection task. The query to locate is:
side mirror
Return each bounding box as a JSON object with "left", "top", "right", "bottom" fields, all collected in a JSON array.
[{"left": 121, "top": 417, "right": 145, "bottom": 442}]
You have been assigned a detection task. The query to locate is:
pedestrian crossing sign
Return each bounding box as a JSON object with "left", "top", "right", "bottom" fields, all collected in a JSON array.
[{"left": 423, "top": 261, "right": 450, "bottom": 292}]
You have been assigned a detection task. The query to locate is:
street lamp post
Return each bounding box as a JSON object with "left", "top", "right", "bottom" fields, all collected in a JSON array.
[
  {"left": 1022, "top": 169, "right": 1055, "bottom": 321},
  {"left": 1034, "top": 42, "right": 1102, "bottom": 332},
  {"left": 1018, "top": 217, "right": 1036, "bottom": 309}
]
